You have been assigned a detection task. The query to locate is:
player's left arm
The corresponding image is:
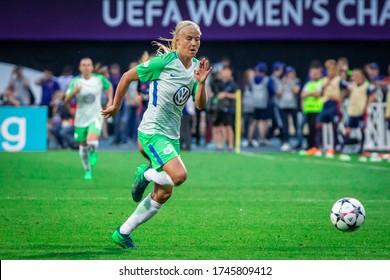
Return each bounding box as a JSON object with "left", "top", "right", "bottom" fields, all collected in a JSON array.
[{"left": 194, "top": 58, "right": 212, "bottom": 110}]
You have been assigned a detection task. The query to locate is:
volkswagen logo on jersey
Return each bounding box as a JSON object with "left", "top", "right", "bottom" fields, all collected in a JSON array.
[
  {"left": 173, "top": 86, "right": 191, "bottom": 106},
  {"left": 83, "top": 94, "right": 96, "bottom": 104}
]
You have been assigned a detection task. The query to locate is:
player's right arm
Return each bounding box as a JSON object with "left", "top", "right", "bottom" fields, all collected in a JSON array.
[
  {"left": 102, "top": 67, "right": 139, "bottom": 119},
  {"left": 102, "top": 55, "right": 167, "bottom": 119},
  {"left": 64, "top": 78, "right": 81, "bottom": 103}
]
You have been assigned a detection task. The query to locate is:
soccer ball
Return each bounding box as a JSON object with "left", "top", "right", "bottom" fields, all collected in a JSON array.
[{"left": 330, "top": 197, "right": 365, "bottom": 231}]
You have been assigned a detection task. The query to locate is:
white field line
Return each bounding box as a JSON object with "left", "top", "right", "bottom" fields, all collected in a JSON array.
[
  {"left": 239, "top": 151, "right": 390, "bottom": 171},
  {"left": 1, "top": 196, "right": 389, "bottom": 203}
]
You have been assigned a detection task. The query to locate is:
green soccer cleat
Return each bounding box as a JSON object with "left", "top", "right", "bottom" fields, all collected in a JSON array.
[
  {"left": 89, "top": 151, "right": 97, "bottom": 167},
  {"left": 84, "top": 170, "right": 92, "bottom": 180},
  {"left": 112, "top": 226, "right": 137, "bottom": 250},
  {"left": 131, "top": 164, "right": 150, "bottom": 202}
]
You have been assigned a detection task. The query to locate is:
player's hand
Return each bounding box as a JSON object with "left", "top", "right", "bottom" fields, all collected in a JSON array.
[
  {"left": 194, "top": 58, "right": 212, "bottom": 84},
  {"left": 101, "top": 105, "right": 119, "bottom": 119}
]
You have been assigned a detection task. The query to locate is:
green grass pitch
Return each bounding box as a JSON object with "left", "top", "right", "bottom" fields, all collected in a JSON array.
[{"left": 0, "top": 151, "right": 389, "bottom": 260}]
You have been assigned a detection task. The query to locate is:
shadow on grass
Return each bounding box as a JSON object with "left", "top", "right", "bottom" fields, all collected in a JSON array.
[{"left": 3, "top": 245, "right": 136, "bottom": 260}]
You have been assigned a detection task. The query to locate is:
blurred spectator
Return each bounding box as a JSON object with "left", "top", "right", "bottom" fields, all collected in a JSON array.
[
  {"left": 109, "top": 63, "right": 127, "bottom": 145},
  {"left": 194, "top": 56, "right": 212, "bottom": 147},
  {"left": 386, "top": 84, "right": 390, "bottom": 131},
  {"left": 279, "top": 66, "right": 301, "bottom": 151},
  {"left": 246, "top": 62, "right": 272, "bottom": 147},
  {"left": 365, "top": 62, "right": 384, "bottom": 85},
  {"left": 241, "top": 68, "right": 255, "bottom": 147},
  {"left": 340, "top": 68, "right": 376, "bottom": 155},
  {"left": 180, "top": 97, "right": 195, "bottom": 151},
  {"left": 137, "top": 81, "right": 150, "bottom": 120},
  {"left": 50, "top": 95, "right": 76, "bottom": 149},
  {"left": 36, "top": 68, "right": 60, "bottom": 107},
  {"left": 205, "top": 69, "right": 221, "bottom": 147},
  {"left": 136, "top": 51, "right": 152, "bottom": 121},
  {"left": 337, "top": 57, "right": 352, "bottom": 81},
  {"left": 8, "top": 65, "right": 33, "bottom": 105},
  {"left": 125, "top": 61, "right": 140, "bottom": 142},
  {"left": 212, "top": 56, "right": 231, "bottom": 74},
  {"left": 318, "top": 59, "right": 348, "bottom": 157},
  {"left": 60, "top": 101, "right": 77, "bottom": 149},
  {"left": 36, "top": 68, "right": 61, "bottom": 144},
  {"left": 94, "top": 62, "right": 110, "bottom": 78},
  {"left": 383, "top": 64, "right": 390, "bottom": 106},
  {"left": 383, "top": 64, "right": 390, "bottom": 85},
  {"left": 301, "top": 63, "right": 324, "bottom": 154},
  {"left": 0, "top": 86, "right": 21, "bottom": 106},
  {"left": 57, "top": 65, "right": 74, "bottom": 96},
  {"left": 266, "top": 61, "right": 285, "bottom": 143},
  {"left": 211, "top": 65, "right": 237, "bottom": 151},
  {"left": 365, "top": 62, "right": 386, "bottom": 101}
]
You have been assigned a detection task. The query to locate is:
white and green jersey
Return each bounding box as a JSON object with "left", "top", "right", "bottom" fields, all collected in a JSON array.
[
  {"left": 66, "top": 74, "right": 111, "bottom": 127},
  {"left": 136, "top": 51, "right": 199, "bottom": 139}
]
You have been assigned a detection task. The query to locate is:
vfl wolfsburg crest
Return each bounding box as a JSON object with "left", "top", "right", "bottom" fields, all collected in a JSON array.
[
  {"left": 82, "top": 93, "right": 96, "bottom": 104},
  {"left": 173, "top": 86, "right": 191, "bottom": 106}
]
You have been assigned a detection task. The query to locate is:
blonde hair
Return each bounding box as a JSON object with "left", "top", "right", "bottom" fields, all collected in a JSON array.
[{"left": 152, "top": 20, "right": 201, "bottom": 56}]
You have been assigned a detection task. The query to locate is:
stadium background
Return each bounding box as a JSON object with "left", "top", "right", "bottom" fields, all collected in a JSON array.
[
  {"left": 1, "top": 40, "right": 390, "bottom": 85},
  {"left": 1, "top": 0, "right": 390, "bottom": 82}
]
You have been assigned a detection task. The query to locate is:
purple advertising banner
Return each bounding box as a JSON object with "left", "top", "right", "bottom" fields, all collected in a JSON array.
[{"left": 1, "top": 0, "right": 389, "bottom": 40}]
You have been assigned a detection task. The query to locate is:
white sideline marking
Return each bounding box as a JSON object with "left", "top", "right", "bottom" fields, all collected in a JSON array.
[
  {"left": 1, "top": 196, "right": 389, "bottom": 204},
  {"left": 239, "top": 152, "right": 389, "bottom": 171},
  {"left": 0, "top": 196, "right": 126, "bottom": 201},
  {"left": 239, "top": 151, "right": 276, "bottom": 160}
]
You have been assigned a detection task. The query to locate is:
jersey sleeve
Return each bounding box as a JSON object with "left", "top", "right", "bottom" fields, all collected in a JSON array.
[
  {"left": 101, "top": 75, "right": 111, "bottom": 90},
  {"left": 136, "top": 53, "right": 173, "bottom": 82}
]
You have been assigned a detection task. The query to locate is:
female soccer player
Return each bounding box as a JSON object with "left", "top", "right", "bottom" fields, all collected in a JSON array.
[
  {"left": 65, "top": 58, "right": 113, "bottom": 180},
  {"left": 102, "top": 20, "right": 212, "bottom": 249}
]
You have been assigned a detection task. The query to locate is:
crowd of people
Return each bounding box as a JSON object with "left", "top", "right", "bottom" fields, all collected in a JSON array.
[
  {"left": 238, "top": 58, "right": 390, "bottom": 158},
  {"left": 1, "top": 56, "right": 390, "bottom": 157}
]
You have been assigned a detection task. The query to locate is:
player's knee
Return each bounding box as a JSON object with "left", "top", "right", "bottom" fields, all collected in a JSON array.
[{"left": 172, "top": 171, "right": 187, "bottom": 186}]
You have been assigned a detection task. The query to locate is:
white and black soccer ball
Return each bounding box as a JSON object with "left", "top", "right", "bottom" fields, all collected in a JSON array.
[{"left": 330, "top": 197, "right": 366, "bottom": 231}]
